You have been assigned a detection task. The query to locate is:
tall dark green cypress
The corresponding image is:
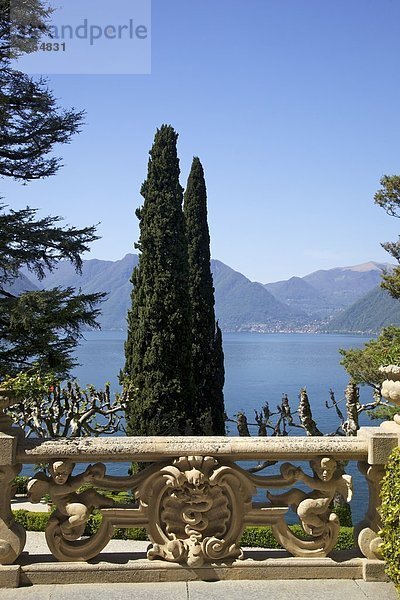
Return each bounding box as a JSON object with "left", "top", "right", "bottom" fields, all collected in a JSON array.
[
  {"left": 122, "top": 126, "right": 194, "bottom": 436},
  {"left": 184, "top": 157, "right": 226, "bottom": 434}
]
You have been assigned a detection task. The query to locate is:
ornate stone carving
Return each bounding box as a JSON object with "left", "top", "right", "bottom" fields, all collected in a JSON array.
[
  {"left": 355, "top": 462, "right": 384, "bottom": 559},
  {"left": 267, "top": 457, "right": 353, "bottom": 557},
  {"left": 28, "top": 459, "right": 116, "bottom": 560},
  {"left": 0, "top": 464, "right": 26, "bottom": 564},
  {"left": 379, "top": 365, "right": 400, "bottom": 425},
  {"left": 140, "top": 455, "right": 255, "bottom": 567}
]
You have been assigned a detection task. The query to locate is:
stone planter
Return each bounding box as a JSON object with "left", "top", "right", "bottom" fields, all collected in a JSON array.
[{"left": 379, "top": 365, "right": 400, "bottom": 425}]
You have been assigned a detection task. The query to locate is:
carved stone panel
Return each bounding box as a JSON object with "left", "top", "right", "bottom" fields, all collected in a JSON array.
[
  {"left": 265, "top": 456, "right": 353, "bottom": 557},
  {"left": 0, "top": 464, "right": 26, "bottom": 564},
  {"left": 139, "top": 455, "right": 255, "bottom": 567}
]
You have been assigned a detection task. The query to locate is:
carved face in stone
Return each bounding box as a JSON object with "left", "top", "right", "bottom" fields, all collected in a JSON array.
[
  {"left": 185, "top": 468, "right": 206, "bottom": 487},
  {"left": 314, "top": 457, "right": 337, "bottom": 482},
  {"left": 50, "top": 460, "right": 74, "bottom": 485}
]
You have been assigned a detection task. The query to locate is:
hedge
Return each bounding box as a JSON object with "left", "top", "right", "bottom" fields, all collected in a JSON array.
[
  {"left": 380, "top": 446, "right": 400, "bottom": 591},
  {"left": 12, "top": 510, "right": 355, "bottom": 551},
  {"left": 12, "top": 476, "right": 30, "bottom": 495}
]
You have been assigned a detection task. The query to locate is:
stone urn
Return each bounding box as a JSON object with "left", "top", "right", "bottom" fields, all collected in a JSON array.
[{"left": 379, "top": 365, "right": 400, "bottom": 425}]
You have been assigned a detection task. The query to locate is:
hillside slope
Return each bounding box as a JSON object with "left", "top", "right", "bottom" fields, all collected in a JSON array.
[
  {"left": 325, "top": 285, "right": 400, "bottom": 333},
  {"left": 212, "top": 260, "right": 307, "bottom": 331},
  {"left": 302, "top": 262, "right": 391, "bottom": 308},
  {"left": 265, "top": 276, "right": 333, "bottom": 317}
]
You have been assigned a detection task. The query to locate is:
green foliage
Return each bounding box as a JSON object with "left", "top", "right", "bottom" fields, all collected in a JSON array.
[
  {"left": 0, "top": 3, "right": 104, "bottom": 379},
  {"left": 332, "top": 502, "right": 353, "bottom": 527},
  {"left": 122, "top": 125, "right": 194, "bottom": 436},
  {"left": 12, "top": 476, "right": 30, "bottom": 495},
  {"left": 368, "top": 405, "right": 399, "bottom": 421},
  {"left": 11, "top": 511, "right": 354, "bottom": 550},
  {"left": 326, "top": 286, "right": 400, "bottom": 334},
  {"left": 0, "top": 0, "right": 54, "bottom": 61},
  {"left": 1, "top": 0, "right": 84, "bottom": 181},
  {"left": 0, "top": 206, "right": 99, "bottom": 286},
  {"left": 1, "top": 370, "right": 56, "bottom": 398},
  {"left": 380, "top": 446, "right": 400, "bottom": 590},
  {"left": 374, "top": 175, "right": 400, "bottom": 300},
  {"left": 13, "top": 510, "right": 50, "bottom": 532},
  {"left": 84, "top": 513, "right": 147, "bottom": 540},
  {"left": 184, "top": 157, "right": 225, "bottom": 434},
  {"left": 381, "top": 267, "right": 400, "bottom": 301},
  {"left": 339, "top": 326, "right": 400, "bottom": 390},
  {"left": 374, "top": 175, "right": 400, "bottom": 220},
  {"left": 0, "top": 269, "right": 105, "bottom": 379},
  {"left": 241, "top": 525, "right": 354, "bottom": 550},
  {"left": 13, "top": 509, "right": 149, "bottom": 540},
  {"left": 240, "top": 526, "right": 281, "bottom": 548}
]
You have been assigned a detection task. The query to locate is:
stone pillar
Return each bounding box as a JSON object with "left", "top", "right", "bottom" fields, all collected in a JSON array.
[
  {"left": 0, "top": 432, "right": 26, "bottom": 564},
  {"left": 355, "top": 426, "right": 399, "bottom": 559}
]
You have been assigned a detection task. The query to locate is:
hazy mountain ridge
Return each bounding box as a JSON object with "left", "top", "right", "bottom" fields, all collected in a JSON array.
[
  {"left": 12, "top": 256, "right": 398, "bottom": 333},
  {"left": 21, "top": 254, "right": 139, "bottom": 330},
  {"left": 264, "top": 276, "right": 334, "bottom": 318},
  {"left": 212, "top": 260, "right": 308, "bottom": 331},
  {"left": 324, "top": 285, "right": 400, "bottom": 333},
  {"left": 301, "top": 263, "right": 391, "bottom": 308},
  {"left": 3, "top": 273, "right": 38, "bottom": 295}
]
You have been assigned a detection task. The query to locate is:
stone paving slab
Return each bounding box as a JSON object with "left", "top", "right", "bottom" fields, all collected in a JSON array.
[
  {"left": 0, "top": 532, "right": 397, "bottom": 597},
  {"left": 0, "top": 580, "right": 398, "bottom": 600},
  {"left": 11, "top": 499, "right": 51, "bottom": 513},
  {"left": 189, "top": 579, "right": 399, "bottom": 600}
]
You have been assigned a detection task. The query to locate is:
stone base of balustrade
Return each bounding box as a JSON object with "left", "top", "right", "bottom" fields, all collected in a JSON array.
[{"left": 0, "top": 550, "right": 389, "bottom": 588}]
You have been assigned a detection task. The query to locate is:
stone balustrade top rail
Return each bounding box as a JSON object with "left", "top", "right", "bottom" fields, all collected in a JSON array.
[
  {"left": 0, "top": 422, "right": 397, "bottom": 577},
  {"left": 17, "top": 435, "right": 369, "bottom": 463}
]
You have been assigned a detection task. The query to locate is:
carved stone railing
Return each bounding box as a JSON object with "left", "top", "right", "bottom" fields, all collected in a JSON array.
[{"left": 0, "top": 421, "right": 398, "bottom": 580}]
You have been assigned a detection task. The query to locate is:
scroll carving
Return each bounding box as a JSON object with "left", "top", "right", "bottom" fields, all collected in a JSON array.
[
  {"left": 26, "top": 454, "right": 354, "bottom": 563},
  {"left": 141, "top": 455, "right": 255, "bottom": 567},
  {"left": 28, "top": 459, "right": 120, "bottom": 560},
  {"left": 266, "top": 456, "right": 353, "bottom": 557},
  {"left": 355, "top": 462, "right": 384, "bottom": 560},
  {"left": 0, "top": 464, "right": 26, "bottom": 564}
]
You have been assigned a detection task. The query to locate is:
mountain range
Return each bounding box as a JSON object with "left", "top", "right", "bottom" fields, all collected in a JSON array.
[{"left": 13, "top": 255, "right": 400, "bottom": 334}]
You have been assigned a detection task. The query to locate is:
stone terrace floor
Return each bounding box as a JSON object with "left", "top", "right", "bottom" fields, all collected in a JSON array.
[{"left": 0, "top": 579, "right": 398, "bottom": 600}]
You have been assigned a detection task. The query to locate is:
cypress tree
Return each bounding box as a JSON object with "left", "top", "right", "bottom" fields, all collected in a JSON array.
[
  {"left": 184, "top": 157, "right": 226, "bottom": 434},
  {"left": 122, "top": 125, "right": 194, "bottom": 436}
]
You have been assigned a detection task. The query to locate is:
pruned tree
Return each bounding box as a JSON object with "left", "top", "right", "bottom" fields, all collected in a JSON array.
[
  {"left": 184, "top": 157, "right": 225, "bottom": 434},
  {"left": 122, "top": 125, "right": 194, "bottom": 436},
  {"left": 7, "top": 382, "right": 126, "bottom": 437}
]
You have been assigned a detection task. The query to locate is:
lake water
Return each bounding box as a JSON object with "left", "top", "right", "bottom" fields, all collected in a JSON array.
[
  {"left": 67, "top": 331, "right": 375, "bottom": 523},
  {"left": 72, "top": 330, "right": 374, "bottom": 432}
]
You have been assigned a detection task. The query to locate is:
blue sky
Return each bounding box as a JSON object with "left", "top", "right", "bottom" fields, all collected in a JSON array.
[{"left": 4, "top": 0, "right": 400, "bottom": 282}]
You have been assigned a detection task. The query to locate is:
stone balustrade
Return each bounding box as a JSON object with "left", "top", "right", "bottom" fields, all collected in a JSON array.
[{"left": 0, "top": 419, "right": 399, "bottom": 585}]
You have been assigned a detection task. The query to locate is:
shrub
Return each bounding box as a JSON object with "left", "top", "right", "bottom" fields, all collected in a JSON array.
[
  {"left": 12, "top": 511, "right": 355, "bottom": 551},
  {"left": 241, "top": 525, "right": 354, "bottom": 551},
  {"left": 13, "top": 510, "right": 50, "bottom": 531},
  {"left": 12, "top": 476, "right": 30, "bottom": 495},
  {"left": 332, "top": 502, "right": 353, "bottom": 527},
  {"left": 380, "top": 446, "right": 400, "bottom": 591}
]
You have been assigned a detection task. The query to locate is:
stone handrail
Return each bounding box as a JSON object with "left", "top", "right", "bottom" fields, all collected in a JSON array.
[
  {"left": 18, "top": 435, "right": 369, "bottom": 462},
  {"left": 0, "top": 420, "right": 399, "bottom": 571}
]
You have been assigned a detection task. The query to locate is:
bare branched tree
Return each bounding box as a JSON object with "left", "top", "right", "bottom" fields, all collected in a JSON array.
[{"left": 7, "top": 382, "right": 127, "bottom": 438}]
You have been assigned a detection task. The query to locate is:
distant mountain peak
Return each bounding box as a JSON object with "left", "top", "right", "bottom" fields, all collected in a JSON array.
[
  {"left": 339, "top": 261, "right": 393, "bottom": 273},
  {"left": 15, "top": 254, "right": 397, "bottom": 333}
]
